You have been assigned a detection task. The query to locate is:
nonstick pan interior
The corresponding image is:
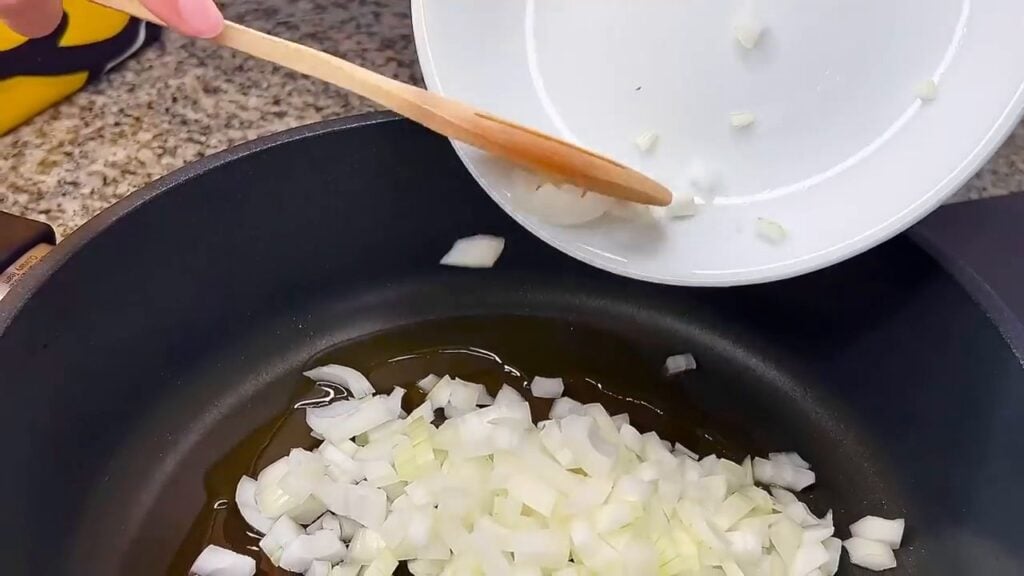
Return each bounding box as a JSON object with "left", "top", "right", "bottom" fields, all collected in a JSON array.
[{"left": 0, "top": 115, "right": 1021, "bottom": 575}]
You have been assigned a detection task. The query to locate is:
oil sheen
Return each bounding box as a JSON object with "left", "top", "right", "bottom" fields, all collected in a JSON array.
[{"left": 167, "top": 316, "right": 758, "bottom": 575}]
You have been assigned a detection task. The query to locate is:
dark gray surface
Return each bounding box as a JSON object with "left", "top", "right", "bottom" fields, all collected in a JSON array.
[
  {"left": 0, "top": 115, "right": 1022, "bottom": 575},
  {"left": 912, "top": 194, "right": 1024, "bottom": 358}
]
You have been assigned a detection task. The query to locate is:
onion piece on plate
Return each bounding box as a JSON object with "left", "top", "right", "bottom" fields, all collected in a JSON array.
[
  {"left": 513, "top": 182, "right": 614, "bottom": 226},
  {"left": 440, "top": 235, "right": 505, "bottom": 268},
  {"left": 661, "top": 189, "right": 697, "bottom": 219},
  {"left": 916, "top": 79, "right": 938, "bottom": 101},
  {"left": 756, "top": 217, "right": 787, "bottom": 244},
  {"left": 684, "top": 159, "right": 720, "bottom": 195},
  {"left": 733, "top": 0, "right": 764, "bottom": 49},
  {"left": 730, "top": 111, "right": 756, "bottom": 128},
  {"left": 633, "top": 131, "right": 659, "bottom": 153}
]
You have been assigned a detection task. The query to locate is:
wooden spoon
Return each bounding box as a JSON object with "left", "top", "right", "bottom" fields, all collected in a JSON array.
[{"left": 93, "top": 0, "right": 672, "bottom": 206}]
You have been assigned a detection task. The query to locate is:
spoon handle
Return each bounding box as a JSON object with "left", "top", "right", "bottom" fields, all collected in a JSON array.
[{"left": 92, "top": 0, "right": 672, "bottom": 206}]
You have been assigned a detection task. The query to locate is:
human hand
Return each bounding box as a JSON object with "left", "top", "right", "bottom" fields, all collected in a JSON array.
[{"left": 0, "top": 0, "right": 224, "bottom": 39}]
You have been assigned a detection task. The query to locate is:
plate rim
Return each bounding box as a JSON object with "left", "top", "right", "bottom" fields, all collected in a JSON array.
[{"left": 410, "top": 0, "right": 1024, "bottom": 286}]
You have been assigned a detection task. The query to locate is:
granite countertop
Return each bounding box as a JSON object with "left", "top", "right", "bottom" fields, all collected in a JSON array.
[{"left": 2, "top": 0, "right": 1023, "bottom": 239}]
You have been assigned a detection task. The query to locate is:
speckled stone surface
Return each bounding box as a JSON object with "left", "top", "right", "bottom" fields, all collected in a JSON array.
[
  {"left": 1, "top": 0, "right": 1023, "bottom": 239},
  {"left": 0, "top": 0, "right": 421, "bottom": 239}
]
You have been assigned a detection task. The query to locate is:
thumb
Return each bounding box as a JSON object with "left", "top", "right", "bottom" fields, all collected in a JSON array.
[
  {"left": 141, "top": 0, "right": 223, "bottom": 38},
  {"left": 0, "top": 0, "right": 63, "bottom": 38}
]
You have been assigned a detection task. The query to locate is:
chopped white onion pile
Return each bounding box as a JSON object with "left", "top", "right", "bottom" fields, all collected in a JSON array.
[
  {"left": 440, "top": 235, "right": 506, "bottom": 269},
  {"left": 915, "top": 79, "right": 938, "bottom": 102},
  {"left": 633, "top": 131, "right": 659, "bottom": 153},
  {"left": 730, "top": 111, "right": 757, "bottom": 129},
  {"left": 193, "top": 364, "right": 908, "bottom": 576},
  {"left": 733, "top": 0, "right": 764, "bottom": 49},
  {"left": 755, "top": 217, "right": 787, "bottom": 244}
]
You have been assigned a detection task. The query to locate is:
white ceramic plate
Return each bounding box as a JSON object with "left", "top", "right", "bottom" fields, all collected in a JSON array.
[{"left": 412, "top": 0, "right": 1024, "bottom": 285}]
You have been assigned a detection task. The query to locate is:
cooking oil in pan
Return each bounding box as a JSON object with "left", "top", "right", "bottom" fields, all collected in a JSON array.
[{"left": 167, "top": 316, "right": 754, "bottom": 575}]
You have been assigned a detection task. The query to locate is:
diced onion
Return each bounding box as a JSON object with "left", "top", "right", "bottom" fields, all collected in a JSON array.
[
  {"left": 733, "top": 1, "right": 764, "bottom": 49},
  {"left": 515, "top": 182, "right": 614, "bottom": 226},
  {"left": 236, "top": 476, "right": 274, "bottom": 534},
  {"left": 790, "top": 540, "right": 830, "bottom": 575},
  {"left": 190, "top": 545, "right": 256, "bottom": 576},
  {"left": 664, "top": 353, "right": 697, "bottom": 375},
  {"left": 315, "top": 482, "right": 388, "bottom": 529},
  {"left": 530, "top": 376, "right": 564, "bottom": 399},
  {"left": 260, "top": 516, "right": 305, "bottom": 564},
  {"left": 844, "top": 537, "right": 898, "bottom": 571},
  {"left": 348, "top": 528, "right": 388, "bottom": 564},
  {"left": 849, "top": 515, "right": 905, "bottom": 549},
  {"left": 730, "top": 111, "right": 756, "bottom": 128},
  {"left": 256, "top": 458, "right": 328, "bottom": 522},
  {"left": 661, "top": 189, "right": 697, "bottom": 219},
  {"left": 306, "top": 560, "right": 332, "bottom": 576},
  {"left": 608, "top": 200, "right": 658, "bottom": 222},
  {"left": 822, "top": 537, "right": 842, "bottom": 576},
  {"left": 753, "top": 457, "right": 815, "bottom": 491},
  {"left": 279, "top": 530, "right": 347, "bottom": 572},
  {"left": 769, "top": 451, "right": 810, "bottom": 469},
  {"left": 440, "top": 235, "right": 505, "bottom": 269},
  {"left": 916, "top": 79, "right": 938, "bottom": 101},
  {"left": 755, "top": 217, "right": 787, "bottom": 244},
  {"left": 416, "top": 374, "right": 440, "bottom": 393},
  {"left": 199, "top": 372, "right": 906, "bottom": 575},
  {"left": 494, "top": 384, "right": 525, "bottom": 406},
  {"left": 549, "top": 396, "right": 585, "bottom": 419},
  {"left": 633, "top": 131, "right": 659, "bottom": 153}
]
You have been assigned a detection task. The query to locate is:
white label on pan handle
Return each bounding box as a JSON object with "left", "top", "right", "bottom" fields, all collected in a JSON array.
[{"left": 0, "top": 244, "right": 53, "bottom": 301}]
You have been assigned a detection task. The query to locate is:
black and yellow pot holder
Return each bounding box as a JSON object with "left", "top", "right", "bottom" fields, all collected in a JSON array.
[{"left": 0, "top": 0, "right": 159, "bottom": 135}]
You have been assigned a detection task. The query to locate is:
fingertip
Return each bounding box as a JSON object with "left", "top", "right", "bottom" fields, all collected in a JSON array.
[
  {"left": 175, "top": 0, "right": 224, "bottom": 38},
  {"left": 0, "top": 0, "right": 62, "bottom": 39}
]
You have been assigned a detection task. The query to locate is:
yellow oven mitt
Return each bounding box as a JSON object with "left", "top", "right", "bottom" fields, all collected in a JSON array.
[{"left": 0, "top": 0, "right": 158, "bottom": 135}]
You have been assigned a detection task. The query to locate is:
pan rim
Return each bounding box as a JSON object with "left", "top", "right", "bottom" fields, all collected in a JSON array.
[{"left": 2, "top": 111, "right": 1022, "bottom": 368}]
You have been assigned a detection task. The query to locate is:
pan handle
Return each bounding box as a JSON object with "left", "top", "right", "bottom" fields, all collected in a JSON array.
[{"left": 0, "top": 212, "right": 55, "bottom": 300}]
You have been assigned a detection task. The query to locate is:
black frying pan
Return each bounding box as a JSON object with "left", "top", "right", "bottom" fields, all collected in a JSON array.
[{"left": 1, "top": 113, "right": 1023, "bottom": 575}]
